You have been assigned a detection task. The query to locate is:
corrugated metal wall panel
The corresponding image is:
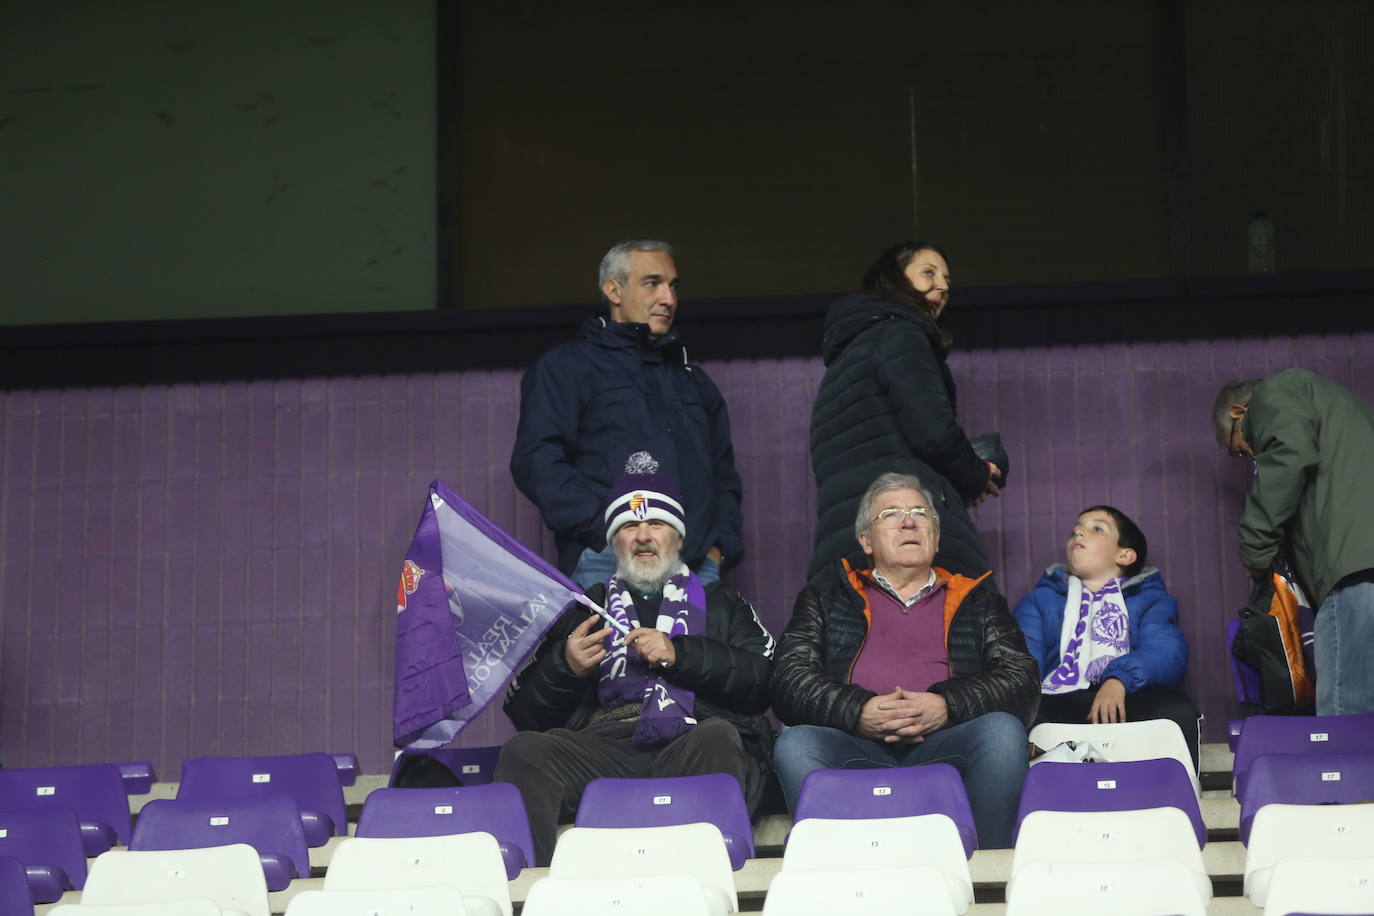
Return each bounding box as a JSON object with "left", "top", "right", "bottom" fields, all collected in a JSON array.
[{"left": 2, "top": 334, "right": 1372, "bottom": 776}]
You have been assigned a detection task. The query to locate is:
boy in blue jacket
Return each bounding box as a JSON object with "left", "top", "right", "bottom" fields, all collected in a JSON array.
[{"left": 1013, "top": 505, "right": 1200, "bottom": 768}]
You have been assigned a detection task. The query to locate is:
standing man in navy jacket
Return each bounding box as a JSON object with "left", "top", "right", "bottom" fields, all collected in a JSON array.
[{"left": 511, "top": 239, "right": 744, "bottom": 587}]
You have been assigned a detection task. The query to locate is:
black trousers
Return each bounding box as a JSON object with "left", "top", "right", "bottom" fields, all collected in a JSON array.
[
  {"left": 493, "top": 717, "right": 750, "bottom": 866},
  {"left": 1035, "top": 684, "right": 1202, "bottom": 772}
]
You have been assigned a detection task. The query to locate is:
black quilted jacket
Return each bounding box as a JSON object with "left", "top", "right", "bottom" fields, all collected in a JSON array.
[
  {"left": 808, "top": 293, "right": 993, "bottom": 583},
  {"left": 772, "top": 561, "right": 1039, "bottom": 733},
  {"left": 504, "top": 582, "right": 776, "bottom": 808}
]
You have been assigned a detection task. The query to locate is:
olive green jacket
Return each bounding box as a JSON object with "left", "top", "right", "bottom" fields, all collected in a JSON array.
[{"left": 1240, "top": 368, "right": 1374, "bottom": 606}]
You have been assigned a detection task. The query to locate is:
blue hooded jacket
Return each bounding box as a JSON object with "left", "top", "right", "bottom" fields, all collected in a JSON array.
[{"left": 1012, "top": 564, "right": 1188, "bottom": 693}]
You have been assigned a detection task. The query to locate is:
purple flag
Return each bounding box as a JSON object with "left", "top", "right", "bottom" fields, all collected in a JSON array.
[{"left": 392, "top": 479, "right": 584, "bottom": 749}]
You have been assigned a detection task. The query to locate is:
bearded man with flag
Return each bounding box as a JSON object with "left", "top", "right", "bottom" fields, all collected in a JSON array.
[{"left": 495, "top": 453, "right": 775, "bottom": 866}]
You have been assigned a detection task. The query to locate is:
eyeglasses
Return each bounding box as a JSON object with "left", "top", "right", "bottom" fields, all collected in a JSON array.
[{"left": 872, "top": 506, "right": 935, "bottom": 527}]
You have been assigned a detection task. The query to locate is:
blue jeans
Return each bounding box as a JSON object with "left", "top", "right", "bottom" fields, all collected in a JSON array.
[
  {"left": 571, "top": 545, "right": 720, "bottom": 590},
  {"left": 772, "top": 712, "right": 1028, "bottom": 849},
  {"left": 1315, "top": 579, "right": 1374, "bottom": 715}
]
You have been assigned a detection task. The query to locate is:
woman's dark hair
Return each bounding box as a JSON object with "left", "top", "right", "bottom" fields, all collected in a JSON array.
[{"left": 861, "top": 240, "right": 952, "bottom": 348}]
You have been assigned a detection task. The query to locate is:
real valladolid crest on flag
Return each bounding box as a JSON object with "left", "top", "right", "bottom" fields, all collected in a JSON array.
[{"left": 392, "top": 479, "right": 585, "bottom": 748}]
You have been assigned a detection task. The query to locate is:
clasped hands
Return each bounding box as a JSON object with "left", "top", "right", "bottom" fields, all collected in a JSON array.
[
  {"left": 564, "top": 614, "right": 676, "bottom": 677},
  {"left": 858, "top": 686, "right": 949, "bottom": 743}
]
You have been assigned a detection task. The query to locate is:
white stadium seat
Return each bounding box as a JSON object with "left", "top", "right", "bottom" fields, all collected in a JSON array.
[
  {"left": 1263, "top": 855, "right": 1374, "bottom": 916},
  {"left": 79, "top": 846, "right": 270, "bottom": 916},
  {"left": 523, "top": 874, "right": 717, "bottom": 916},
  {"left": 1246, "top": 804, "right": 1374, "bottom": 906},
  {"left": 50, "top": 900, "right": 229, "bottom": 916},
  {"left": 763, "top": 865, "right": 956, "bottom": 916},
  {"left": 782, "top": 815, "right": 972, "bottom": 913},
  {"left": 550, "top": 823, "right": 737, "bottom": 913},
  {"left": 285, "top": 885, "right": 469, "bottom": 915},
  {"left": 1006, "top": 859, "right": 1207, "bottom": 916},
  {"left": 323, "top": 833, "right": 509, "bottom": 916},
  {"left": 1010, "top": 808, "right": 1210, "bottom": 905}
]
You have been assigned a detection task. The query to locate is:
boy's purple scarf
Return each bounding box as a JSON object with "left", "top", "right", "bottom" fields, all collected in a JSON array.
[{"left": 597, "top": 566, "right": 704, "bottom": 743}]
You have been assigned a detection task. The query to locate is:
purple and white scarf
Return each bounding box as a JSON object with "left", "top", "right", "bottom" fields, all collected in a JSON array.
[
  {"left": 597, "top": 565, "right": 705, "bottom": 743},
  {"left": 1042, "top": 575, "right": 1131, "bottom": 695}
]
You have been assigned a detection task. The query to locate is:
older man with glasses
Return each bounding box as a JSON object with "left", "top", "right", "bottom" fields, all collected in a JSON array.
[{"left": 771, "top": 472, "right": 1039, "bottom": 848}]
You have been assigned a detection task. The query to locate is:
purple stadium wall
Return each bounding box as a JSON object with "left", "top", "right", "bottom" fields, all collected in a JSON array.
[{"left": 2, "top": 331, "right": 1371, "bottom": 776}]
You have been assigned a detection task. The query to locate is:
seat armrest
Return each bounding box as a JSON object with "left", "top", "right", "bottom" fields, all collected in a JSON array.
[
  {"left": 116, "top": 761, "right": 157, "bottom": 795},
  {"left": 497, "top": 841, "right": 528, "bottom": 880},
  {"left": 256, "top": 852, "right": 298, "bottom": 892},
  {"left": 331, "top": 753, "right": 359, "bottom": 786},
  {"left": 298, "top": 809, "right": 335, "bottom": 846},
  {"left": 79, "top": 819, "right": 119, "bottom": 857},
  {"left": 23, "top": 864, "right": 73, "bottom": 904}
]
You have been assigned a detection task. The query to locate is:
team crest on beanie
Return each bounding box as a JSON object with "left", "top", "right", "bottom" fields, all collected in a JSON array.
[{"left": 604, "top": 451, "right": 686, "bottom": 541}]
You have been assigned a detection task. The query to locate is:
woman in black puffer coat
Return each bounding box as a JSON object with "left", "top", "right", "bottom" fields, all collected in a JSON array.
[{"left": 808, "top": 242, "right": 1001, "bottom": 583}]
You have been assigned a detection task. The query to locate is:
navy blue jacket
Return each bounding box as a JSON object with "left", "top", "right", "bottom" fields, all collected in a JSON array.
[
  {"left": 1012, "top": 565, "right": 1189, "bottom": 693},
  {"left": 510, "top": 316, "right": 744, "bottom": 574}
]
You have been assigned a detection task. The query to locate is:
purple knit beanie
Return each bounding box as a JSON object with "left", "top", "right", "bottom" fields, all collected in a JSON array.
[{"left": 604, "top": 451, "right": 687, "bottom": 542}]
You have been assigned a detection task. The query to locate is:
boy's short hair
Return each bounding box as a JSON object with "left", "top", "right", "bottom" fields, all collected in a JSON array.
[{"left": 1081, "top": 504, "right": 1148, "bottom": 577}]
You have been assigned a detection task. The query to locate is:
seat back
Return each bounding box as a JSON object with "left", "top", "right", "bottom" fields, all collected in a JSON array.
[
  {"left": 49, "top": 898, "right": 226, "bottom": 916},
  {"left": 82, "top": 846, "right": 270, "bottom": 916},
  {"left": 1028, "top": 720, "right": 1200, "bottom": 796},
  {"left": 0, "top": 855, "right": 33, "bottom": 916},
  {"left": 793, "top": 763, "right": 978, "bottom": 857},
  {"left": 1006, "top": 859, "right": 1207, "bottom": 916},
  {"left": 131, "top": 796, "right": 310, "bottom": 890},
  {"left": 763, "top": 865, "right": 956, "bottom": 916},
  {"left": 1233, "top": 714, "right": 1374, "bottom": 796},
  {"left": 355, "top": 783, "right": 535, "bottom": 878},
  {"left": 1014, "top": 759, "right": 1205, "bottom": 847},
  {"left": 0, "top": 806, "right": 88, "bottom": 893},
  {"left": 576, "top": 773, "right": 754, "bottom": 869},
  {"left": 1244, "top": 803, "right": 1374, "bottom": 906},
  {"left": 1011, "top": 808, "right": 1210, "bottom": 904},
  {"left": 1263, "top": 855, "right": 1374, "bottom": 916},
  {"left": 179, "top": 753, "right": 346, "bottom": 838},
  {"left": 782, "top": 815, "right": 971, "bottom": 911},
  {"left": 1240, "top": 752, "right": 1374, "bottom": 843},
  {"left": 524, "top": 874, "right": 718, "bottom": 916},
  {"left": 286, "top": 886, "right": 470, "bottom": 916},
  {"left": 390, "top": 746, "right": 502, "bottom": 787},
  {"left": 551, "top": 824, "right": 738, "bottom": 912},
  {"left": 323, "top": 833, "right": 513, "bottom": 916},
  {"left": 0, "top": 763, "right": 133, "bottom": 849}
]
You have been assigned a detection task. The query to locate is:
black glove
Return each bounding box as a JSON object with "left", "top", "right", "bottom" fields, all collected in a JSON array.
[{"left": 970, "top": 432, "right": 1009, "bottom": 489}]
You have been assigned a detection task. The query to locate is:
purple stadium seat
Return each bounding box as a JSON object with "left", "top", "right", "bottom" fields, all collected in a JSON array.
[
  {"left": 1233, "top": 713, "right": 1374, "bottom": 798},
  {"left": 0, "top": 855, "right": 32, "bottom": 916},
  {"left": 330, "top": 753, "right": 359, "bottom": 786},
  {"left": 131, "top": 795, "right": 310, "bottom": 892},
  {"left": 574, "top": 773, "right": 755, "bottom": 871},
  {"left": 0, "top": 763, "right": 132, "bottom": 854},
  {"left": 1013, "top": 759, "right": 1205, "bottom": 848},
  {"left": 355, "top": 783, "right": 536, "bottom": 879},
  {"left": 1237, "top": 751, "right": 1374, "bottom": 844},
  {"left": 0, "top": 806, "right": 88, "bottom": 900},
  {"left": 1228, "top": 719, "right": 1244, "bottom": 753},
  {"left": 390, "top": 746, "right": 502, "bottom": 786},
  {"left": 177, "top": 752, "right": 346, "bottom": 845},
  {"left": 792, "top": 763, "right": 978, "bottom": 858}
]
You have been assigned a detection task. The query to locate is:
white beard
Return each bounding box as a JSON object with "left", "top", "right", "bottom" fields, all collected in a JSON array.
[{"left": 616, "top": 544, "right": 683, "bottom": 593}]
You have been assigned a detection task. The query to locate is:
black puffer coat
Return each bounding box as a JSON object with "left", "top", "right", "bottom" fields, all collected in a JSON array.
[
  {"left": 504, "top": 582, "right": 776, "bottom": 808},
  {"left": 808, "top": 293, "right": 992, "bottom": 583},
  {"left": 772, "top": 560, "right": 1039, "bottom": 732}
]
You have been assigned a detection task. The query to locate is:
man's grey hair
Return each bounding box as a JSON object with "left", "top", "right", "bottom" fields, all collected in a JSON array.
[
  {"left": 598, "top": 239, "right": 674, "bottom": 299},
  {"left": 855, "top": 472, "right": 941, "bottom": 538},
  {"left": 1212, "top": 378, "right": 1262, "bottom": 445}
]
